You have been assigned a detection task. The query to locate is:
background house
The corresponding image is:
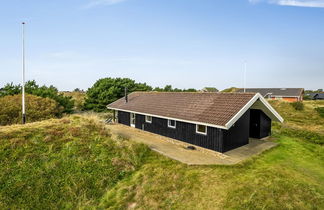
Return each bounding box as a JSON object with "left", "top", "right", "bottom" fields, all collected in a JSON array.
[
  {"left": 306, "top": 93, "right": 324, "bottom": 100},
  {"left": 236, "top": 88, "right": 304, "bottom": 102},
  {"left": 108, "top": 92, "right": 283, "bottom": 153}
]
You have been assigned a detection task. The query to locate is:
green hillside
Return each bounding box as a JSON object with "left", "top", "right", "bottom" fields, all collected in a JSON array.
[{"left": 0, "top": 101, "right": 323, "bottom": 209}]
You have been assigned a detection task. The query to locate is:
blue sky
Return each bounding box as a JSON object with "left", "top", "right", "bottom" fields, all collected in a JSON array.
[{"left": 0, "top": 0, "right": 323, "bottom": 91}]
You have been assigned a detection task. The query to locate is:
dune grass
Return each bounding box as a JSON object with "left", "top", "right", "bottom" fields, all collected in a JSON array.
[
  {"left": 100, "top": 136, "right": 324, "bottom": 209},
  {"left": 269, "top": 100, "right": 324, "bottom": 144},
  {"left": 0, "top": 116, "right": 150, "bottom": 209},
  {"left": 0, "top": 101, "right": 323, "bottom": 209}
]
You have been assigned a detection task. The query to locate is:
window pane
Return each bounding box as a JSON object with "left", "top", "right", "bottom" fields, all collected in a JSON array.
[
  {"left": 197, "top": 125, "right": 206, "bottom": 133},
  {"left": 169, "top": 120, "right": 175, "bottom": 126},
  {"left": 146, "top": 116, "right": 152, "bottom": 122}
]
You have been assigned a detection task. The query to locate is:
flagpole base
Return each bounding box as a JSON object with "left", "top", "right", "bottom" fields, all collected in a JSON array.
[{"left": 22, "top": 114, "right": 26, "bottom": 124}]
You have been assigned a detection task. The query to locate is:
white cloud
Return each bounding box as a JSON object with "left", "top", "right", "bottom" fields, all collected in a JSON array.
[
  {"left": 249, "top": 0, "right": 324, "bottom": 8},
  {"left": 83, "top": 0, "right": 127, "bottom": 9}
]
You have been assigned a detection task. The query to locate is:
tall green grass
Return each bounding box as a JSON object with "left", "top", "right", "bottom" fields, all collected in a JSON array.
[
  {"left": 0, "top": 116, "right": 150, "bottom": 209},
  {"left": 0, "top": 102, "right": 323, "bottom": 209},
  {"left": 100, "top": 136, "right": 324, "bottom": 209}
]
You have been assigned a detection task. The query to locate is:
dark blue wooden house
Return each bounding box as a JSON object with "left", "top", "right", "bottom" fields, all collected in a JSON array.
[{"left": 107, "top": 92, "right": 283, "bottom": 153}]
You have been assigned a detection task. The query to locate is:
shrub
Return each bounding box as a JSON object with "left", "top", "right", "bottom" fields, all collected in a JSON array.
[
  {"left": 61, "top": 91, "right": 85, "bottom": 111},
  {"left": 0, "top": 80, "right": 74, "bottom": 113},
  {"left": 315, "top": 107, "right": 324, "bottom": 118},
  {"left": 0, "top": 94, "right": 63, "bottom": 126},
  {"left": 290, "top": 101, "right": 304, "bottom": 111}
]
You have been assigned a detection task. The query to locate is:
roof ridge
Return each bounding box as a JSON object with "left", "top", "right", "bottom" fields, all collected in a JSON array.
[{"left": 131, "top": 91, "right": 256, "bottom": 95}]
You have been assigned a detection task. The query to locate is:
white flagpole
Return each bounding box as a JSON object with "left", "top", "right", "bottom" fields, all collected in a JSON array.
[
  {"left": 22, "top": 22, "right": 26, "bottom": 124},
  {"left": 243, "top": 60, "right": 247, "bottom": 93}
]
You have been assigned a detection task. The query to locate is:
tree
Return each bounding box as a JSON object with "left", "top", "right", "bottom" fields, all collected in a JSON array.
[
  {"left": 0, "top": 83, "right": 21, "bottom": 96},
  {"left": 183, "top": 88, "right": 197, "bottom": 92},
  {"left": 163, "top": 85, "right": 173, "bottom": 92},
  {"left": 83, "top": 78, "right": 152, "bottom": 112},
  {"left": 153, "top": 85, "right": 197, "bottom": 92}
]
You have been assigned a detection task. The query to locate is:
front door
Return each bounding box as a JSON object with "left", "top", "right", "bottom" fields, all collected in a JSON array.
[
  {"left": 130, "top": 113, "right": 136, "bottom": 127},
  {"left": 249, "top": 109, "right": 260, "bottom": 138}
]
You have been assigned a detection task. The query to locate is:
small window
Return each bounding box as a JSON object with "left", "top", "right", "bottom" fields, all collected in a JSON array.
[
  {"left": 196, "top": 124, "right": 207, "bottom": 135},
  {"left": 145, "top": 115, "right": 152, "bottom": 123},
  {"left": 168, "top": 119, "right": 176, "bottom": 128}
]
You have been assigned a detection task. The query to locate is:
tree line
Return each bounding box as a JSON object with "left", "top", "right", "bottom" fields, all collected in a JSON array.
[
  {"left": 83, "top": 78, "right": 200, "bottom": 112},
  {"left": 0, "top": 80, "right": 74, "bottom": 113},
  {"left": 0, "top": 77, "right": 213, "bottom": 117}
]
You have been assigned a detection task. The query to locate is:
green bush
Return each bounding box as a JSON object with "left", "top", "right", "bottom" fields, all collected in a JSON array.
[
  {"left": 84, "top": 78, "right": 152, "bottom": 112},
  {"left": 315, "top": 107, "right": 324, "bottom": 118},
  {"left": 0, "top": 94, "right": 63, "bottom": 126},
  {"left": 0, "top": 80, "right": 74, "bottom": 113},
  {"left": 290, "top": 101, "right": 304, "bottom": 111}
]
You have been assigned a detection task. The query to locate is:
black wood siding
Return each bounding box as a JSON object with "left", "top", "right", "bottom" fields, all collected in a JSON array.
[
  {"left": 117, "top": 111, "right": 224, "bottom": 152},
  {"left": 116, "top": 109, "right": 270, "bottom": 153},
  {"left": 223, "top": 110, "right": 250, "bottom": 152},
  {"left": 135, "top": 114, "right": 224, "bottom": 152},
  {"left": 260, "top": 110, "right": 272, "bottom": 138},
  {"left": 117, "top": 111, "right": 130, "bottom": 126}
]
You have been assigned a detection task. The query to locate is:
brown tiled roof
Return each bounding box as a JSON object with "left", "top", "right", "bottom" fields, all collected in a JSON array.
[{"left": 107, "top": 92, "right": 257, "bottom": 127}]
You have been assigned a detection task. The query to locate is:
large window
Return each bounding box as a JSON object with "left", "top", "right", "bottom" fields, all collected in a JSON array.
[
  {"left": 196, "top": 124, "right": 207, "bottom": 135},
  {"left": 145, "top": 115, "right": 152, "bottom": 123},
  {"left": 168, "top": 119, "right": 176, "bottom": 128}
]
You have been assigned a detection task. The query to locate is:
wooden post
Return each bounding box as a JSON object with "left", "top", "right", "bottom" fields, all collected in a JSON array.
[{"left": 113, "top": 110, "right": 116, "bottom": 123}]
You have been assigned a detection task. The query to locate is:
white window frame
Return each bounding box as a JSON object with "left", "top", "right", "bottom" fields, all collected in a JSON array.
[
  {"left": 168, "top": 119, "right": 176, "bottom": 128},
  {"left": 196, "top": 124, "right": 207, "bottom": 135},
  {"left": 145, "top": 115, "right": 152, "bottom": 123},
  {"left": 130, "top": 113, "right": 136, "bottom": 127}
]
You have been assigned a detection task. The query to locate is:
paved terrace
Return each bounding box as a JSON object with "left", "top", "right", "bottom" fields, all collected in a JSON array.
[{"left": 106, "top": 124, "right": 278, "bottom": 165}]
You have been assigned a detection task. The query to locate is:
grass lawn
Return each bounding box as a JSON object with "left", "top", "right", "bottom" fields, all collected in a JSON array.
[
  {"left": 101, "top": 135, "right": 324, "bottom": 209},
  {"left": 0, "top": 100, "right": 323, "bottom": 209}
]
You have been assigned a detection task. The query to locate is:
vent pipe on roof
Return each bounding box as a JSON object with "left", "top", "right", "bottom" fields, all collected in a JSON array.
[{"left": 125, "top": 87, "right": 128, "bottom": 103}]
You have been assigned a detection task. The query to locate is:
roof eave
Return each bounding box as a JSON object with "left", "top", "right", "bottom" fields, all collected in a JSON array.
[{"left": 106, "top": 106, "right": 229, "bottom": 130}]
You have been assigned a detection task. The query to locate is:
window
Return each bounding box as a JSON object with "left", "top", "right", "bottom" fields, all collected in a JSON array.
[
  {"left": 145, "top": 115, "right": 152, "bottom": 123},
  {"left": 168, "top": 119, "right": 176, "bottom": 128},
  {"left": 196, "top": 124, "right": 207, "bottom": 135},
  {"left": 130, "top": 113, "right": 136, "bottom": 127}
]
